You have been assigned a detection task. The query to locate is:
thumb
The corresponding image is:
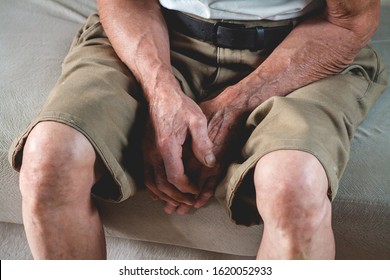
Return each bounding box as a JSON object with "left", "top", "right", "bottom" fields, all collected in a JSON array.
[{"left": 189, "top": 119, "right": 217, "bottom": 168}]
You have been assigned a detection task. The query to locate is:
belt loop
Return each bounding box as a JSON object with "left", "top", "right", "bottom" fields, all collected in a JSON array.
[
  {"left": 212, "top": 21, "right": 221, "bottom": 47},
  {"left": 255, "top": 27, "right": 265, "bottom": 50}
]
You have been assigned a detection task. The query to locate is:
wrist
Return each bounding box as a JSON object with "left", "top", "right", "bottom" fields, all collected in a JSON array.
[
  {"left": 141, "top": 66, "right": 183, "bottom": 103},
  {"left": 216, "top": 81, "right": 266, "bottom": 115}
]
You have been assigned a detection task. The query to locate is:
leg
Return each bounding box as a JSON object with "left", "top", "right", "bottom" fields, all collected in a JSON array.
[
  {"left": 254, "top": 150, "right": 335, "bottom": 259},
  {"left": 219, "top": 45, "right": 386, "bottom": 259},
  {"left": 19, "top": 121, "right": 106, "bottom": 259}
]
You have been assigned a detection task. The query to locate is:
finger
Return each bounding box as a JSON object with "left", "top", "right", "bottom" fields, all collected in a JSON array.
[
  {"left": 149, "top": 158, "right": 196, "bottom": 205},
  {"left": 188, "top": 118, "right": 217, "bottom": 168},
  {"left": 155, "top": 176, "right": 195, "bottom": 206},
  {"left": 159, "top": 139, "right": 199, "bottom": 195},
  {"left": 175, "top": 204, "right": 192, "bottom": 215},
  {"left": 194, "top": 191, "right": 213, "bottom": 209},
  {"left": 145, "top": 170, "right": 181, "bottom": 206},
  {"left": 164, "top": 203, "right": 178, "bottom": 215},
  {"left": 144, "top": 167, "right": 159, "bottom": 201},
  {"left": 194, "top": 178, "right": 217, "bottom": 209},
  {"left": 147, "top": 189, "right": 159, "bottom": 201},
  {"left": 146, "top": 182, "right": 180, "bottom": 206}
]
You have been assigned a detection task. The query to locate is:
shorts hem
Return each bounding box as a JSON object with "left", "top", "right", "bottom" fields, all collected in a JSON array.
[
  {"left": 8, "top": 112, "right": 135, "bottom": 203},
  {"left": 217, "top": 139, "right": 340, "bottom": 226}
]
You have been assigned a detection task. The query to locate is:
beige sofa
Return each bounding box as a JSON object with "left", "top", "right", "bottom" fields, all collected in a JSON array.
[{"left": 1, "top": 0, "right": 389, "bottom": 260}]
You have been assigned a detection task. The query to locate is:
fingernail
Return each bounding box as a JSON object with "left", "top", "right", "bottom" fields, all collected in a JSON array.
[{"left": 205, "top": 153, "right": 216, "bottom": 167}]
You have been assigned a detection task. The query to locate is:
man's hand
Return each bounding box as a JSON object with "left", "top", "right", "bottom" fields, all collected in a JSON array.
[
  {"left": 143, "top": 78, "right": 216, "bottom": 211},
  {"left": 164, "top": 87, "right": 250, "bottom": 215}
]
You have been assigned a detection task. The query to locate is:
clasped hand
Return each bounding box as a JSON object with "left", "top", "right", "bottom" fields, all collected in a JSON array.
[{"left": 143, "top": 85, "right": 246, "bottom": 215}]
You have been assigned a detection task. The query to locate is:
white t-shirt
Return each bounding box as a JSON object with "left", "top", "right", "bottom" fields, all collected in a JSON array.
[{"left": 159, "top": 0, "right": 325, "bottom": 20}]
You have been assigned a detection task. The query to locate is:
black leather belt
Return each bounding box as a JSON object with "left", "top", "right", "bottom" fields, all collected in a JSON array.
[{"left": 164, "top": 9, "right": 294, "bottom": 51}]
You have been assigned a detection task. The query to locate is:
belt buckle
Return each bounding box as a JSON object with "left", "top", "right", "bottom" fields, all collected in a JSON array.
[
  {"left": 213, "top": 22, "right": 245, "bottom": 49},
  {"left": 212, "top": 21, "right": 265, "bottom": 50}
]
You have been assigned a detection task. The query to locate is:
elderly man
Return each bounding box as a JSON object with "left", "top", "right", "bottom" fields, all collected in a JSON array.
[{"left": 10, "top": 0, "right": 387, "bottom": 259}]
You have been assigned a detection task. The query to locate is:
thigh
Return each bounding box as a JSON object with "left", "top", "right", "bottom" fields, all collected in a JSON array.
[{"left": 10, "top": 14, "right": 146, "bottom": 202}]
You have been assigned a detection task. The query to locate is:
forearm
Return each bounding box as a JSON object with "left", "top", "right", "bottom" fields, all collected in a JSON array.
[
  {"left": 216, "top": 0, "right": 380, "bottom": 113},
  {"left": 98, "top": 0, "right": 178, "bottom": 101},
  {"left": 99, "top": 1, "right": 216, "bottom": 203}
]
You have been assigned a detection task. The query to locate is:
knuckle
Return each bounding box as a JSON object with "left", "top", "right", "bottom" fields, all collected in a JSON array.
[
  {"left": 166, "top": 172, "right": 182, "bottom": 185},
  {"left": 193, "top": 117, "right": 207, "bottom": 130},
  {"left": 156, "top": 137, "right": 168, "bottom": 150},
  {"left": 203, "top": 192, "right": 213, "bottom": 200},
  {"left": 155, "top": 182, "right": 169, "bottom": 193}
]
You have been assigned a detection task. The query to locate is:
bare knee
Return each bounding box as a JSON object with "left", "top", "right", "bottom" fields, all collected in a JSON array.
[
  {"left": 20, "top": 121, "right": 101, "bottom": 210},
  {"left": 254, "top": 150, "right": 330, "bottom": 237}
]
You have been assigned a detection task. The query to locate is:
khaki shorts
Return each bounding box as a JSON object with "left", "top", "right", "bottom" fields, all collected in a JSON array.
[{"left": 9, "top": 14, "right": 388, "bottom": 226}]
